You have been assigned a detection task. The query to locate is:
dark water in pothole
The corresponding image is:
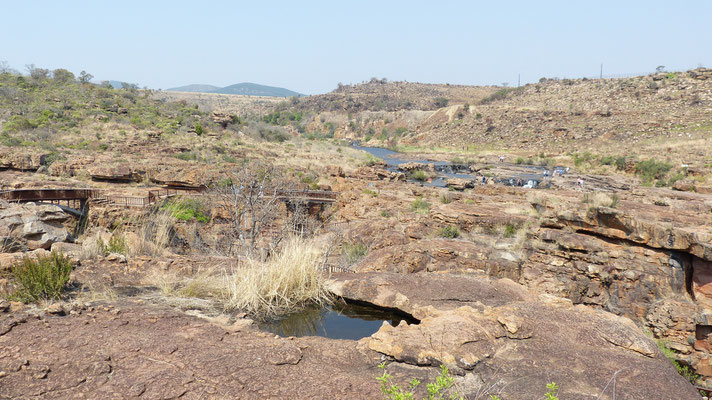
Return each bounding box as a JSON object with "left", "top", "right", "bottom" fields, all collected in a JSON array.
[{"left": 258, "top": 301, "right": 419, "bottom": 340}]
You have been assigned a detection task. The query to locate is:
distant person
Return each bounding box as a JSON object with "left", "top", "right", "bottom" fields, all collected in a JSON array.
[
  {"left": 499, "top": 155, "right": 505, "bottom": 163},
  {"left": 577, "top": 178, "right": 584, "bottom": 189},
  {"left": 482, "top": 176, "right": 486, "bottom": 185},
  {"left": 544, "top": 170, "right": 549, "bottom": 177}
]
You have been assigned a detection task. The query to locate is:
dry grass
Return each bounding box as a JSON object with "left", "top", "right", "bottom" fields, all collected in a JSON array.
[
  {"left": 582, "top": 192, "right": 619, "bottom": 208},
  {"left": 129, "top": 211, "right": 174, "bottom": 257},
  {"left": 222, "top": 236, "right": 331, "bottom": 319}
]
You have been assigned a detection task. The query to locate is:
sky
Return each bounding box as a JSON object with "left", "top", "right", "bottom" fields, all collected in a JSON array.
[{"left": 1, "top": 0, "right": 711, "bottom": 95}]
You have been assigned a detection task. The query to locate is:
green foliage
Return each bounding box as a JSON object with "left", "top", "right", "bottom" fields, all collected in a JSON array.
[
  {"left": 439, "top": 193, "right": 452, "bottom": 204},
  {"left": 635, "top": 159, "right": 672, "bottom": 185},
  {"left": 409, "top": 170, "right": 428, "bottom": 181},
  {"left": 161, "top": 198, "right": 210, "bottom": 223},
  {"left": 262, "top": 111, "right": 303, "bottom": 125},
  {"left": 515, "top": 157, "right": 525, "bottom": 165},
  {"left": 173, "top": 151, "right": 201, "bottom": 161},
  {"left": 343, "top": 242, "right": 368, "bottom": 265},
  {"left": 377, "top": 362, "right": 462, "bottom": 400},
  {"left": 97, "top": 232, "right": 128, "bottom": 256},
  {"left": 615, "top": 156, "right": 627, "bottom": 171},
  {"left": 363, "top": 189, "right": 379, "bottom": 197},
  {"left": 8, "top": 252, "right": 73, "bottom": 303},
  {"left": 411, "top": 197, "right": 431, "bottom": 214},
  {"left": 657, "top": 340, "right": 699, "bottom": 384},
  {"left": 438, "top": 225, "right": 460, "bottom": 239},
  {"left": 481, "top": 88, "right": 515, "bottom": 104},
  {"left": 380, "top": 210, "right": 391, "bottom": 218},
  {"left": 194, "top": 124, "right": 204, "bottom": 135},
  {"left": 0, "top": 67, "right": 216, "bottom": 143},
  {"left": 433, "top": 97, "right": 449, "bottom": 108},
  {"left": 544, "top": 382, "right": 560, "bottom": 400},
  {"left": 504, "top": 223, "right": 517, "bottom": 238}
]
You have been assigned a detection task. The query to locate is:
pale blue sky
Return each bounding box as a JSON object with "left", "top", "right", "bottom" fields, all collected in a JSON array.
[{"left": 1, "top": 0, "right": 710, "bottom": 94}]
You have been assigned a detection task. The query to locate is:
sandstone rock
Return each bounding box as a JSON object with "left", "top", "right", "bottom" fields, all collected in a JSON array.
[
  {"left": 87, "top": 164, "right": 139, "bottom": 182},
  {"left": 332, "top": 273, "right": 700, "bottom": 399},
  {"left": 0, "top": 201, "right": 71, "bottom": 252},
  {"left": 0, "top": 147, "right": 49, "bottom": 171},
  {"left": 445, "top": 177, "right": 475, "bottom": 191},
  {"left": 398, "top": 162, "right": 434, "bottom": 172}
]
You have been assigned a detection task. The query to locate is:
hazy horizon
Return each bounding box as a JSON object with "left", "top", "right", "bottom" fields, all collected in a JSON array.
[{"left": 1, "top": 0, "right": 710, "bottom": 95}]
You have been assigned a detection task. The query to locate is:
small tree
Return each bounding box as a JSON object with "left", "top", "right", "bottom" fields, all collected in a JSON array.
[
  {"left": 212, "top": 162, "right": 305, "bottom": 259},
  {"left": 78, "top": 70, "right": 93, "bottom": 84},
  {"left": 52, "top": 68, "right": 75, "bottom": 83}
]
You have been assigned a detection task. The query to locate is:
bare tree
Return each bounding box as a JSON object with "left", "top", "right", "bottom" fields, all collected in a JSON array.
[{"left": 212, "top": 162, "right": 300, "bottom": 259}]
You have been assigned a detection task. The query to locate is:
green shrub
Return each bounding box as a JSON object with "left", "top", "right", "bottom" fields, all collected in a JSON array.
[
  {"left": 8, "top": 252, "right": 73, "bottom": 303},
  {"left": 615, "top": 156, "right": 627, "bottom": 171},
  {"left": 438, "top": 225, "right": 459, "bottom": 239},
  {"left": 635, "top": 159, "right": 672, "bottom": 184},
  {"left": 433, "top": 97, "right": 449, "bottom": 108},
  {"left": 657, "top": 340, "right": 699, "bottom": 384},
  {"left": 515, "top": 157, "right": 525, "bottom": 165},
  {"left": 377, "top": 362, "right": 461, "bottom": 400},
  {"left": 439, "top": 193, "right": 452, "bottom": 204},
  {"left": 411, "top": 197, "right": 431, "bottom": 214},
  {"left": 409, "top": 170, "right": 428, "bottom": 181},
  {"left": 380, "top": 210, "right": 391, "bottom": 218},
  {"left": 161, "top": 198, "right": 210, "bottom": 223},
  {"left": 363, "top": 189, "right": 379, "bottom": 197},
  {"left": 504, "top": 223, "right": 517, "bottom": 238},
  {"left": 343, "top": 242, "right": 368, "bottom": 265},
  {"left": 194, "top": 124, "right": 204, "bottom": 135}
]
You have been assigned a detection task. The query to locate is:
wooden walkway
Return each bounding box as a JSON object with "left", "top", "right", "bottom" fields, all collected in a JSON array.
[{"left": 0, "top": 187, "right": 338, "bottom": 215}]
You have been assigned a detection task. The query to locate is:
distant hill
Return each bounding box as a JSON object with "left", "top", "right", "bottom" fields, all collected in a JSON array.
[
  {"left": 166, "top": 82, "right": 302, "bottom": 98},
  {"left": 167, "top": 84, "right": 221, "bottom": 93}
]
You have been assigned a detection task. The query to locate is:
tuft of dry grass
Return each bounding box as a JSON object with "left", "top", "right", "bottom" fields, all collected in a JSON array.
[
  {"left": 129, "top": 210, "right": 174, "bottom": 257},
  {"left": 221, "top": 236, "right": 331, "bottom": 319}
]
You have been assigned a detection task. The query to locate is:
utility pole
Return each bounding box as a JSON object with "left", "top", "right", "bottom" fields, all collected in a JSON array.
[
  {"left": 518, "top": 74, "right": 521, "bottom": 87},
  {"left": 600, "top": 63, "right": 603, "bottom": 79}
]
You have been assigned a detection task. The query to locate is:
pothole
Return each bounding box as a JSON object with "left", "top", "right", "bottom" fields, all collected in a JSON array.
[{"left": 258, "top": 299, "right": 419, "bottom": 340}]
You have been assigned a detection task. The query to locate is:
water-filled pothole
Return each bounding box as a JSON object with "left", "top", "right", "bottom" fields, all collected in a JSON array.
[{"left": 258, "top": 300, "right": 419, "bottom": 340}]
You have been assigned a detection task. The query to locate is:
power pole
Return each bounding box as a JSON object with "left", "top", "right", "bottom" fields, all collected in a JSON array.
[
  {"left": 518, "top": 74, "right": 521, "bottom": 87},
  {"left": 600, "top": 63, "right": 603, "bottom": 79}
]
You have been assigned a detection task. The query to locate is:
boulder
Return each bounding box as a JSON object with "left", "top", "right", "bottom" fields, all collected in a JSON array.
[
  {"left": 445, "top": 177, "right": 475, "bottom": 191},
  {"left": 0, "top": 200, "right": 72, "bottom": 252}
]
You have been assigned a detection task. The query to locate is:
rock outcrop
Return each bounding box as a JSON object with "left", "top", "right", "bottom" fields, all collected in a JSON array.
[
  {"left": 329, "top": 272, "right": 700, "bottom": 399},
  {"left": 0, "top": 200, "right": 72, "bottom": 254}
]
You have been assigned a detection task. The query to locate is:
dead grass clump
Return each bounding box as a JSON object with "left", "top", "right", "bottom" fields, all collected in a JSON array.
[
  {"left": 222, "top": 236, "right": 331, "bottom": 319},
  {"left": 130, "top": 211, "right": 175, "bottom": 257}
]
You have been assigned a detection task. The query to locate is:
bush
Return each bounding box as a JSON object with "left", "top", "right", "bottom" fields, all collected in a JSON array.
[
  {"left": 161, "top": 198, "right": 210, "bottom": 223},
  {"left": 8, "top": 252, "right": 73, "bottom": 303},
  {"left": 343, "top": 242, "right": 368, "bottom": 265},
  {"left": 377, "top": 363, "right": 459, "bottom": 400},
  {"left": 194, "top": 124, "right": 204, "bottom": 136},
  {"left": 409, "top": 170, "right": 428, "bottom": 181},
  {"left": 635, "top": 159, "right": 672, "bottom": 184},
  {"left": 439, "top": 193, "right": 452, "bottom": 204},
  {"left": 657, "top": 340, "right": 699, "bottom": 384},
  {"left": 438, "top": 225, "right": 459, "bottom": 239},
  {"left": 504, "top": 223, "right": 517, "bottom": 238},
  {"left": 433, "top": 97, "right": 449, "bottom": 108},
  {"left": 411, "top": 197, "right": 431, "bottom": 214}
]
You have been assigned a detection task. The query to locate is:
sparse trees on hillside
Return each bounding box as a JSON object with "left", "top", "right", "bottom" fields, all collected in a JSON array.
[{"left": 25, "top": 64, "right": 49, "bottom": 81}]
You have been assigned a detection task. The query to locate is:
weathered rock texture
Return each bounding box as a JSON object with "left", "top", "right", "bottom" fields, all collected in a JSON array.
[
  {"left": 329, "top": 273, "right": 700, "bottom": 399},
  {"left": 0, "top": 200, "right": 71, "bottom": 254}
]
